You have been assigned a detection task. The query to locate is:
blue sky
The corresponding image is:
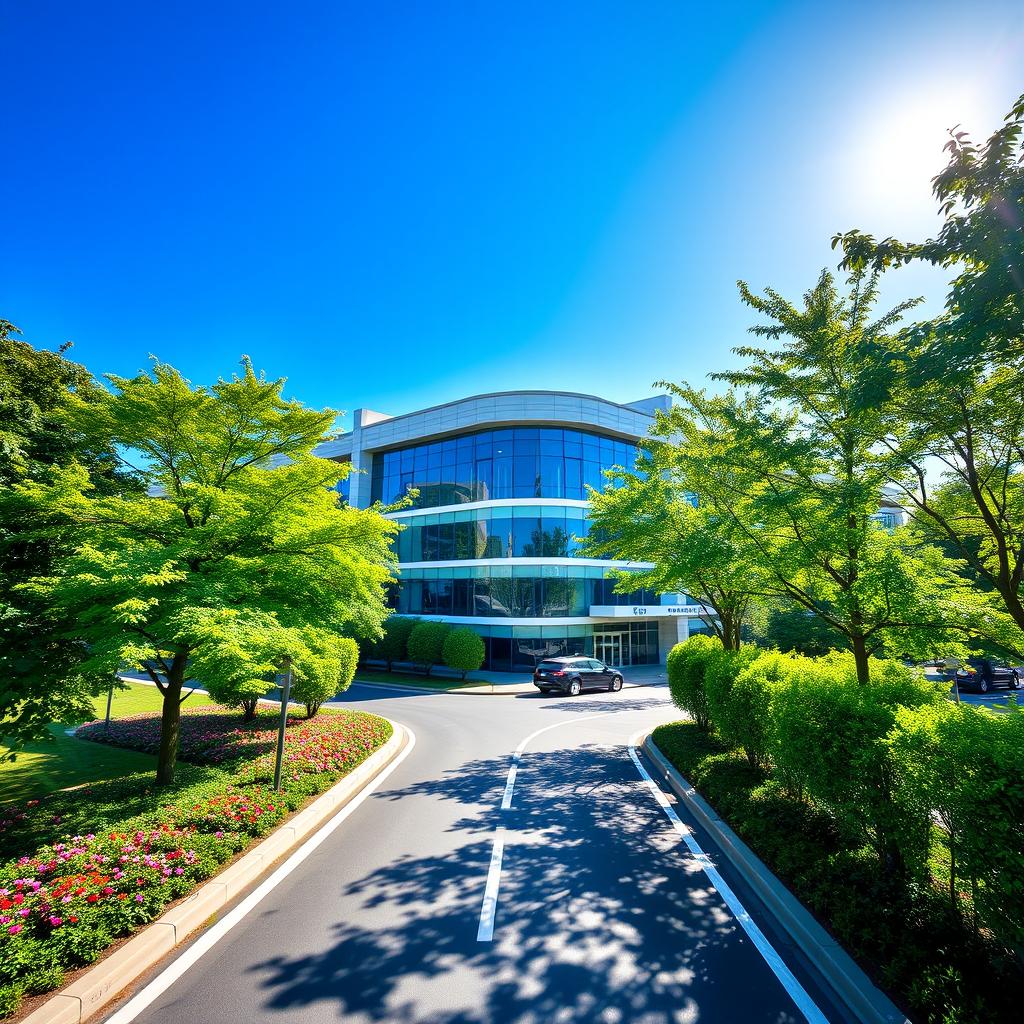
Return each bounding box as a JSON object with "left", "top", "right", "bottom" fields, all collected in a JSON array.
[{"left": 3, "top": 1, "right": 1022, "bottom": 430}]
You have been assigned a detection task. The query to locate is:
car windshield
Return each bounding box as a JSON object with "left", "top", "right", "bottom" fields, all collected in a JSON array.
[{"left": 537, "top": 661, "right": 568, "bottom": 671}]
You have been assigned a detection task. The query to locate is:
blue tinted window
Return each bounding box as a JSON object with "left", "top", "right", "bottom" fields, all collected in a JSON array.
[{"left": 370, "top": 427, "right": 641, "bottom": 507}]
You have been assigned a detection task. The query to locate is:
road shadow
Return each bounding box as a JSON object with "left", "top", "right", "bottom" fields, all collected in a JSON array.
[
  {"left": 245, "top": 744, "right": 806, "bottom": 1023},
  {"left": 538, "top": 695, "right": 673, "bottom": 715}
]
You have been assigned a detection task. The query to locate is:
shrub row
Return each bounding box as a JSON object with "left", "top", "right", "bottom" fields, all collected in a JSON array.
[
  {"left": 665, "top": 636, "right": 1024, "bottom": 1009},
  {"left": 369, "top": 617, "right": 485, "bottom": 679}
]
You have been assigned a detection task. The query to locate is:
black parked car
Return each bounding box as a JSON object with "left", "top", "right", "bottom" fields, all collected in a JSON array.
[
  {"left": 533, "top": 656, "right": 624, "bottom": 696},
  {"left": 950, "top": 657, "right": 1020, "bottom": 693}
]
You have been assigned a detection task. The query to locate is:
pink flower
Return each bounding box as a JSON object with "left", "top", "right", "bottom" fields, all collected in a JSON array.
[
  {"left": 8, "top": 924, "right": 22, "bottom": 934},
  {"left": 135, "top": 894, "right": 144, "bottom": 903}
]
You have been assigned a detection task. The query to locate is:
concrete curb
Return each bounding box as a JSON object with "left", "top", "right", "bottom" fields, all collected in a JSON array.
[
  {"left": 641, "top": 735, "right": 910, "bottom": 1024},
  {"left": 21, "top": 723, "right": 409, "bottom": 1024}
]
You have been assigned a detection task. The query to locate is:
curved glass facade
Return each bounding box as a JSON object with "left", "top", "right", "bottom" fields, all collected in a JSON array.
[
  {"left": 394, "top": 505, "right": 605, "bottom": 562},
  {"left": 388, "top": 565, "right": 659, "bottom": 618},
  {"left": 371, "top": 427, "right": 640, "bottom": 508}
]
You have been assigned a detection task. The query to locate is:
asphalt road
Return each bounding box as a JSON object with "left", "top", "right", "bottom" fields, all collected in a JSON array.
[{"left": 103, "top": 681, "right": 850, "bottom": 1024}]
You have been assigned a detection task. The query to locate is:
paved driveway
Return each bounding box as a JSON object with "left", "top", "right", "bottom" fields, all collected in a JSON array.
[{"left": 102, "top": 682, "right": 848, "bottom": 1024}]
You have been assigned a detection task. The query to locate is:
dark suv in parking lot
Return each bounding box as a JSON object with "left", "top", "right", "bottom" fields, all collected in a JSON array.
[
  {"left": 949, "top": 657, "right": 1020, "bottom": 693},
  {"left": 533, "top": 656, "right": 624, "bottom": 696}
]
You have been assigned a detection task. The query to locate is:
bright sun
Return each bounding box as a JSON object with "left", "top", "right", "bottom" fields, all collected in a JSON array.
[{"left": 852, "top": 80, "right": 998, "bottom": 216}]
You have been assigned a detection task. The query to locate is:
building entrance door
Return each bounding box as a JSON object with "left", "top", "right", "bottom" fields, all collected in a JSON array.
[{"left": 595, "top": 632, "right": 628, "bottom": 667}]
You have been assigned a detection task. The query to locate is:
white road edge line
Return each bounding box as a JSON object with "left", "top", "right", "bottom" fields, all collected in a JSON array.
[
  {"left": 626, "top": 730, "right": 829, "bottom": 1024},
  {"left": 475, "top": 826, "right": 506, "bottom": 942},
  {"left": 104, "top": 723, "right": 417, "bottom": 1024}
]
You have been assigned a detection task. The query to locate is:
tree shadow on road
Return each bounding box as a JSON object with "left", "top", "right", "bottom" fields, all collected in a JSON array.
[{"left": 246, "top": 744, "right": 806, "bottom": 1023}]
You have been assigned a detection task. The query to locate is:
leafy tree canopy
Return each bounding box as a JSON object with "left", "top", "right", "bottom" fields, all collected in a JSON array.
[
  {"left": 0, "top": 320, "right": 139, "bottom": 754},
  {"left": 833, "top": 93, "right": 1024, "bottom": 647},
  {"left": 670, "top": 271, "right": 987, "bottom": 681},
  {"left": 14, "top": 358, "right": 397, "bottom": 783},
  {"left": 583, "top": 424, "right": 768, "bottom": 650}
]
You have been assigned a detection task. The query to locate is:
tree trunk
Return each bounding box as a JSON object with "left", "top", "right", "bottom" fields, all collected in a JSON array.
[
  {"left": 156, "top": 652, "right": 188, "bottom": 786},
  {"left": 720, "top": 611, "right": 741, "bottom": 651},
  {"left": 851, "top": 633, "right": 870, "bottom": 684}
]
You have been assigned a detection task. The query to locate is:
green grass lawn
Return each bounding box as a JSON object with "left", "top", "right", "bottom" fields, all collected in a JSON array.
[
  {"left": 0, "top": 682, "right": 214, "bottom": 806},
  {"left": 353, "top": 667, "right": 483, "bottom": 690}
]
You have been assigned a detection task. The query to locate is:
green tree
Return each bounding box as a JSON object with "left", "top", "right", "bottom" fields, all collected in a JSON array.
[
  {"left": 442, "top": 626, "right": 485, "bottom": 679},
  {"left": 756, "top": 603, "right": 847, "bottom": 657},
  {"left": 0, "top": 319, "right": 140, "bottom": 755},
  {"left": 834, "top": 93, "right": 1024, "bottom": 648},
  {"left": 406, "top": 621, "right": 450, "bottom": 675},
  {"left": 14, "top": 359, "right": 397, "bottom": 784},
  {"left": 584, "top": 411, "right": 767, "bottom": 650},
  {"left": 672, "top": 271, "right": 980, "bottom": 682}
]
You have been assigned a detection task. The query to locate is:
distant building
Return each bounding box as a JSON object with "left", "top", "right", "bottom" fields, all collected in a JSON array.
[{"left": 317, "top": 391, "right": 708, "bottom": 671}]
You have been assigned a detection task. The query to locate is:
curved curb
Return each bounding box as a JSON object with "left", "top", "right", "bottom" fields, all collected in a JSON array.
[
  {"left": 640, "top": 735, "right": 910, "bottom": 1024},
  {"left": 20, "top": 722, "right": 410, "bottom": 1024}
]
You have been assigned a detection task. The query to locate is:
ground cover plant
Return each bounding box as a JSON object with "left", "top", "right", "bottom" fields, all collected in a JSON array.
[
  {"left": 656, "top": 636, "right": 1024, "bottom": 1024},
  {"left": 0, "top": 703, "right": 391, "bottom": 1018}
]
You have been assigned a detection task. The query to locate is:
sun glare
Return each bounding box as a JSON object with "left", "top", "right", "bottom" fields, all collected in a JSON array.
[{"left": 851, "top": 79, "right": 998, "bottom": 218}]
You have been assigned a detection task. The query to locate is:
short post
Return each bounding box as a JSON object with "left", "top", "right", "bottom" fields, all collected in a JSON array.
[
  {"left": 273, "top": 656, "right": 293, "bottom": 793},
  {"left": 104, "top": 676, "right": 116, "bottom": 732}
]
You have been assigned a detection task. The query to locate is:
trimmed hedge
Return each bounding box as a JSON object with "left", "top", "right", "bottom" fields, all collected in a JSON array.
[
  {"left": 666, "top": 634, "right": 722, "bottom": 729},
  {"left": 656, "top": 637, "right": 1024, "bottom": 1023}
]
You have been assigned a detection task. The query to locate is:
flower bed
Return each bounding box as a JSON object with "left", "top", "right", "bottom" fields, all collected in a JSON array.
[{"left": 0, "top": 706, "right": 391, "bottom": 1018}]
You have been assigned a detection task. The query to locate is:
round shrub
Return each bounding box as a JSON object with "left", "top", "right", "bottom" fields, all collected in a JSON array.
[
  {"left": 406, "top": 621, "right": 451, "bottom": 675},
  {"left": 666, "top": 634, "right": 723, "bottom": 731},
  {"left": 442, "top": 627, "right": 485, "bottom": 680},
  {"left": 379, "top": 616, "right": 417, "bottom": 670},
  {"left": 290, "top": 636, "right": 359, "bottom": 717},
  {"left": 719, "top": 650, "right": 802, "bottom": 768},
  {"left": 704, "top": 645, "right": 761, "bottom": 738}
]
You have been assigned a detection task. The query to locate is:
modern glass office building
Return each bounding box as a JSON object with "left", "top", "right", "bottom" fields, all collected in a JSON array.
[{"left": 318, "top": 391, "right": 708, "bottom": 672}]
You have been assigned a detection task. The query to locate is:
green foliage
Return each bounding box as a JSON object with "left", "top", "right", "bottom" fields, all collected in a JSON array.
[
  {"left": 666, "top": 634, "right": 722, "bottom": 730},
  {"left": 0, "top": 320, "right": 141, "bottom": 754},
  {"left": 770, "top": 654, "right": 943, "bottom": 874},
  {"left": 378, "top": 616, "right": 417, "bottom": 669},
  {"left": 834, "top": 93, "right": 1024, "bottom": 656},
  {"left": 406, "top": 621, "right": 451, "bottom": 675},
  {"left": 653, "top": 718, "right": 1022, "bottom": 1024},
  {"left": 890, "top": 701, "right": 1024, "bottom": 959},
  {"left": 289, "top": 634, "right": 359, "bottom": 717},
  {"left": 441, "top": 627, "right": 485, "bottom": 680},
  {"left": 0, "top": 705, "right": 392, "bottom": 1015},
  {"left": 661, "top": 271, "right": 984, "bottom": 681},
  {"left": 12, "top": 358, "right": 397, "bottom": 783},
  {"left": 703, "top": 644, "right": 760, "bottom": 740},
  {"left": 583, "top": 438, "right": 766, "bottom": 649},
  {"left": 713, "top": 649, "right": 798, "bottom": 768},
  {"left": 756, "top": 604, "right": 847, "bottom": 656}
]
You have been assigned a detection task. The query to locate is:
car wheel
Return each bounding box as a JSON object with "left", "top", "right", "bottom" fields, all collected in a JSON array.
[
  {"left": 608, "top": 675, "right": 623, "bottom": 692},
  {"left": 978, "top": 677, "right": 990, "bottom": 693},
  {"left": 568, "top": 678, "right": 582, "bottom": 697},
  {"left": 1011, "top": 672, "right": 1020, "bottom": 690}
]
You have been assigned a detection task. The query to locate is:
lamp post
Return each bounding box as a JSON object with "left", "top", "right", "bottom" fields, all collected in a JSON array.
[{"left": 273, "top": 656, "right": 293, "bottom": 792}]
